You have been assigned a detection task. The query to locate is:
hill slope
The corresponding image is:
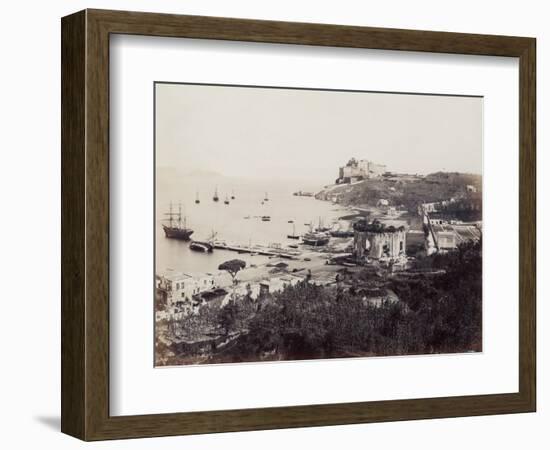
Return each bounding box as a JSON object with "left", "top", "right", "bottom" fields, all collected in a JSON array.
[{"left": 317, "top": 172, "right": 482, "bottom": 213}]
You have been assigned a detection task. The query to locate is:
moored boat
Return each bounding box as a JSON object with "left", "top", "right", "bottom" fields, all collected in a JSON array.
[
  {"left": 287, "top": 222, "right": 300, "bottom": 239},
  {"left": 189, "top": 230, "right": 217, "bottom": 252},
  {"left": 302, "top": 231, "right": 330, "bottom": 246},
  {"left": 189, "top": 240, "right": 214, "bottom": 252},
  {"left": 162, "top": 202, "right": 194, "bottom": 240}
]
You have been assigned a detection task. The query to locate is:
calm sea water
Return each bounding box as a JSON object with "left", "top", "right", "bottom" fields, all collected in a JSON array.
[{"left": 155, "top": 175, "right": 348, "bottom": 275}]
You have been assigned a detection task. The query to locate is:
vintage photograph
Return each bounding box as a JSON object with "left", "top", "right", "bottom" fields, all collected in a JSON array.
[{"left": 154, "top": 83, "right": 483, "bottom": 367}]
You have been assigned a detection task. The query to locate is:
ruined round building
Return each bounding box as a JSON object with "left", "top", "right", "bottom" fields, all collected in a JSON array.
[{"left": 353, "top": 219, "right": 407, "bottom": 261}]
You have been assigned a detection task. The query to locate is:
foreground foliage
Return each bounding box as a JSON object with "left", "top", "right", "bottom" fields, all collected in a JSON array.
[{"left": 209, "top": 239, "right": 482, "bottom": 363}]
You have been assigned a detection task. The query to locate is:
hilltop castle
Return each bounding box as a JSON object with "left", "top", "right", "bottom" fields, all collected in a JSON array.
[{"left": 336, "top": 158, "right": 387, "bottom": 184}]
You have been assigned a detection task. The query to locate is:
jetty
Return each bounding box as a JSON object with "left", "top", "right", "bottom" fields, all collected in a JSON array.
[{"left": 212, "top": 241, "right": 301, "bottom": 259}]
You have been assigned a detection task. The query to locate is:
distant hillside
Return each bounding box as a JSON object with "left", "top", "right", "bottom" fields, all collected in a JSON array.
[{"left": 317, "top": 172, "right": 482, "bottom": 213}]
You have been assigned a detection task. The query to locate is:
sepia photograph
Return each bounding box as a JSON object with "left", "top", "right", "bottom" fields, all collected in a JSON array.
[{"left": 154, "top": 82, "right": 483, "bottom": 367}]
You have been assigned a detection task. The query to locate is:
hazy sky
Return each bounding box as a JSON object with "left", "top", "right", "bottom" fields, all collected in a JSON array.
[{"left": 155, "top": 83, "right": 482, "bottom": 182}]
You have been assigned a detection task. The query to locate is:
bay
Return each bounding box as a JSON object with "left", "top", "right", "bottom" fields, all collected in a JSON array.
[{"left": 155, "top": 174, "right": 348, "bottom": 276}]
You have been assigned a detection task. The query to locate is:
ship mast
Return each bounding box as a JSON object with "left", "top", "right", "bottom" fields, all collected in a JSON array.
[
  {"left": 164, "top": 201, "right": 186, "bottom": 229},
  {"left": 168, "top": 202, "right": 173, "bottom": 228},
  {"left": 179, "top": 202, "right": 188, "bottom": 230}
]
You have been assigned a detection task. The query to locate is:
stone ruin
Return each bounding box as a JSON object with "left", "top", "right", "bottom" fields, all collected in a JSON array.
[{"left": 353, "top": 219, "right": 407, "bottom": 265}]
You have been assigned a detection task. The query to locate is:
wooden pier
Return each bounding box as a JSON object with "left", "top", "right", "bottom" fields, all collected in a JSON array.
[{"left": 212, "top": 242, "right": 301, "bottom": 259}]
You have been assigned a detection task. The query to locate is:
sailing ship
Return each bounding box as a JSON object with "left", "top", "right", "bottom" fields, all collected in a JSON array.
[
  {"left": 224, "top": 195, "right": 230, "bottom": 205},
  {"left": 264, "top": 192, "right": 269, "bottom": 201},
  {"left": 213, "top": 186, "right": 219, "bottom": 202},
  {"left": 162, "top": 202, "right": 193, "bottom": 240},
  {"left": 287, "top": 222, "right": 300, "bottom": 240},
  {"left": 195, "top": 192, "right": 200, "bottom": 204},
  {"left": 231, "top": 189, "right": 235, "bottom": 200},
  {"left": 302, "top": 222, "right": 329, "bottom": 246}
]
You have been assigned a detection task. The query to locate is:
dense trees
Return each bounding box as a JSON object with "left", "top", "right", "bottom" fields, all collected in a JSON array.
[
  {"left": 209, "top": 239, "right": 482, "bottom": 363},
  {"left": 392, "top": 238, "right": 482, "bottom": 353}
]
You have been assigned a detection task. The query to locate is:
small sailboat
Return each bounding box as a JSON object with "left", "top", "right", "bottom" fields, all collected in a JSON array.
[
  {"left": 231, "top": 189, "right": 235, "bottom": 200},
  {"left": 213, "top": 186, "right": 219, "bottom": 202},
  {"left": 195, "top": 191, "right": 200, "bottom": 204},
  {"left": 224, "top": 195, "right": 230, "bottom": 205},
  {"left": 264, "top": 192, "right": 269, "bottom": 202}
]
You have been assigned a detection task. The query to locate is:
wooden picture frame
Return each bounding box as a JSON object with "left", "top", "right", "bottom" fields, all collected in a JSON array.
[{"left": 61, "top": 9, "right": 536, "bottom": 441}]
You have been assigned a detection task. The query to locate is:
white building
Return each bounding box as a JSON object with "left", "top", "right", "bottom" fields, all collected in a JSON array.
[
  {"left": 422, "top": 202, "right": 439, "bottom": 213},
  {"left": 157, "top": 271, "right": 223, "bottom": 307}
]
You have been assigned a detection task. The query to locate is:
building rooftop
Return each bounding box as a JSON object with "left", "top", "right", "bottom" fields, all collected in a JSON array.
[
  {"left": 431, "top": 224, "right": 481, "bottom": 247},
  {"left": 160, "top": 271, "right": 193, "bottom": 282},
  {"left": 353, "top": 219, "right": 407, "bottom": 233}
]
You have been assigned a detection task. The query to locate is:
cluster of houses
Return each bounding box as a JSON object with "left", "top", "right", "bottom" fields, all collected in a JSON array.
[
  {"left": 156, "top": 271, "right": 228, "bottom": 320},
  {"left": 156, "top": 269, "right": 310, "bottom": 322},
  {"left": 419, "top": 202, "right": 481, "bottom": 255}
]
